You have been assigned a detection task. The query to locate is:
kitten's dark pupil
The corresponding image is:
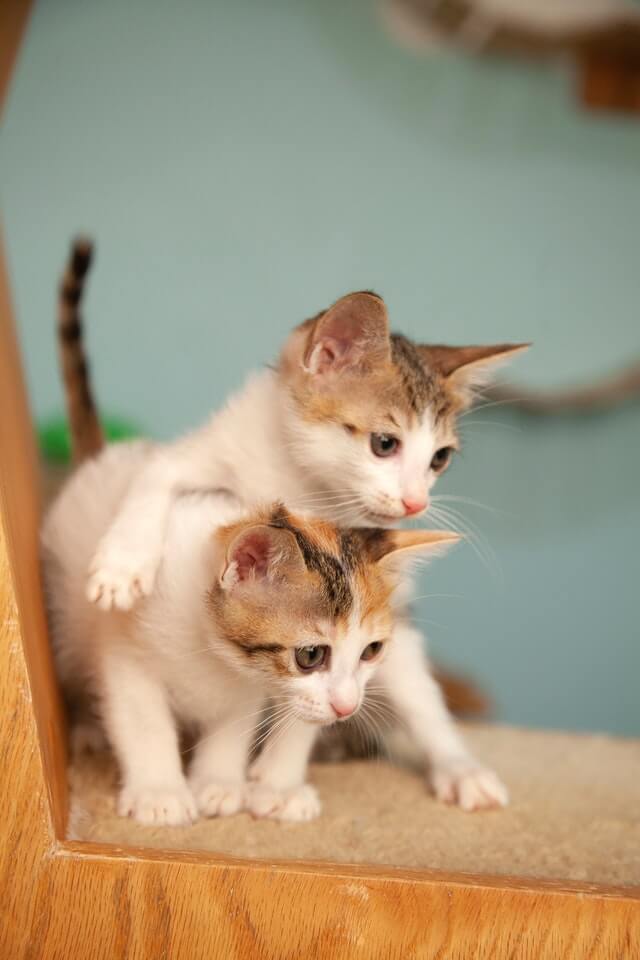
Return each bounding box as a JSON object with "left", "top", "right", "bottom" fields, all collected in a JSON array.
[
  {"left": 361, "top": 641, "right": 383, "bottom": 661},
  {"left": 431, "top": 446, "right": 453, "bottom": 471},
  {"left": 371, "top": 433, "right": 399, "bottom": 458},
  {"left": 295, "top": 645, "right": 327, "bottom": 671}
]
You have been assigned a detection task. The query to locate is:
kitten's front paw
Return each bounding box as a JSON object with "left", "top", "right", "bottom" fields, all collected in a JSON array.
[
  {"left": 87, "top": 546, "right": 158, "bottom": 611},
  {"left": 118, "top": 783, "right": 197, "bottom": 826},
  {"left": 429, "top": 758, "right": 509, "bottom": 812},
  {"left": 247, "top": 782, "right": 321, "bottom": 822},
  {"left": 193, "top": 781, "right": 245, "bottom": 818}
]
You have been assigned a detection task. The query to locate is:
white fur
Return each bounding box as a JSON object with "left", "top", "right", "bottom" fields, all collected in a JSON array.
[
  {"left": 75, "top": 366, "right": 505, "bottom": 813},
  {"left": 43, "top": 444, "right": 396, "bottom": 824},
  {"left": 282, "top": 399, "right": 439, "bottom": 523}
]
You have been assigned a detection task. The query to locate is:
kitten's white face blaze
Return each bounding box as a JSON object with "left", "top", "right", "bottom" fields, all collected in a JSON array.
[
  {"left": 285, "top": 606, "right": 386, "bottom": 725},
  {"left": 279, "top": 292, "right": 528, "bottom": 527},
  {"left": 213, "top": 510, "right": 459, "bottom": 729},
  {"left": 284, "top": 399, "right": 450, "bottom": 524}
]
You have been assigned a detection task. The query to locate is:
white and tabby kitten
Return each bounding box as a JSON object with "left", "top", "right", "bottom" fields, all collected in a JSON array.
[{"left": 43, "top": 441, "right": 456, "bottom": 824}]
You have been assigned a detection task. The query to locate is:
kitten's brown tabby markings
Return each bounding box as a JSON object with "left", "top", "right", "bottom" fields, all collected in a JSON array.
[
  {"left": 57, "top": 238, "right": 103, "bottom": 464},
  {"left": 206, "top": 502, "right": 457, "bottom": 682},
  {"left": 281, "top": 289, "right": 526, "bottom": 446}
]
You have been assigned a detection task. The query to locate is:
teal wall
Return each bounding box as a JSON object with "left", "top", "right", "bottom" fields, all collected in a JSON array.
[{"left": 2, "top": 0, "right": 639, "bottom": 734}]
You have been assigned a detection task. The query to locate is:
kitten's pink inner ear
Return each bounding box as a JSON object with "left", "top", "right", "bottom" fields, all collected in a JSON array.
[
  {"left": 231, "top": 530, "right": 272, "bottom": 581},
  {"left": 220, "top": 521, "right": 306, "bottom": 590},
  {"left": 307, "top": 337, "right": 352, "bottom": 376},
  {"left": 222, "top": 527, "right": 276, "bottom": 588},
  {"left": 305, "top": 292, "right": 390, "bottom": 375}
]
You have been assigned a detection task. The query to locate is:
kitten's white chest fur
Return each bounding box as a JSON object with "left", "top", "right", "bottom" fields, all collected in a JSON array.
[{"left": 138, "top": 495, "right": 267, "bottom": 731}]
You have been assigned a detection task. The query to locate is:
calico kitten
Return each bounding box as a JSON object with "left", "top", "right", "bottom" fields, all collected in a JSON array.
[
  {"left": 42, "top": 440, "right": 457, "bottom": 825},
  {"left": 58, "top": 240, "right": 525, "bottom": 810}
]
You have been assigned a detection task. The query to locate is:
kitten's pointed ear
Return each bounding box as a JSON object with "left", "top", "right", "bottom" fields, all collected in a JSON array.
[
  {"left": 304, "top": 291, "right": 391, "bottom": 376},
  {"left": 219, "top": 523, "right": 305, "bottom": 591},
  {"left": 418, "top": 343, "right": 530, "bottom": 403},
  {"left": 354, "top": 528, "right": 460, "bottom": 574}
]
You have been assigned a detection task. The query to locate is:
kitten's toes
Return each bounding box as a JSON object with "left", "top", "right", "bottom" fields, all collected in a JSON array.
[
  {"left": 193, "top": 781, "right": 245, "bottom": 818},
  {"left": 118, "top": 783, "right": 197, "bottom": 826},
  {"left": 87, "top": 552, "right": 157, "bottom": 610},
  {"left": 281, "top": 784, "right": 322, "bottom": 821},
  {"left": 429, "top": 759, "right": 509, "bottom": 812},
  {"left": 247, "top": 783, "right": 321, "bottom": 822}
]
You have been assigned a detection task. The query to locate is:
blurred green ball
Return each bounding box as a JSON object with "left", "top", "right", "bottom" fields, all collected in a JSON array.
[{"left": 38, "top": 415, "right": 143, "bottom": 463}]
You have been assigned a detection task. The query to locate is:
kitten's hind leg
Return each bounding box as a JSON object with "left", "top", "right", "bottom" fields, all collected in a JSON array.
[
  {"left": 380, "top": 622, "right": 508, "bottom": 812},
  {"left": 100, "top": 646, "right": 196, "bottom": 826},
  {"left": 66, "top": 698, "right": 108, "bottom": 756}
]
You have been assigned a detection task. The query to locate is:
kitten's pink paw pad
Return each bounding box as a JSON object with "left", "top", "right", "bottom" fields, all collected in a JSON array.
[
  {"left": 87, "top": 549, "right": 157, "bottom": 611},
  {"left": 118, "top": 784, "right": 197, "bottom": 826},
  {"left": 430, "top": 761, "right": 509, "bottom": 812},
  {"left": 247, "top": 783, "right": 321, "bottom": 822},
  {"left": 194, "top": 782, "right": 245, "bottom": 818}
]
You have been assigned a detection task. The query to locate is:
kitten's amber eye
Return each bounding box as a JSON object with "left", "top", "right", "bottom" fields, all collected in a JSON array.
[
  {"left": 370, "top": 434, "right": 399, "bottom": 458},
  {"left": 430, "top": 446, "right": 454, "bottom": 473},
  {"left": 361, "top": 641, "right": 383, "bottom": 661},
  {"left": 295, "top": 645, "right": 329, "bottom": 672}
]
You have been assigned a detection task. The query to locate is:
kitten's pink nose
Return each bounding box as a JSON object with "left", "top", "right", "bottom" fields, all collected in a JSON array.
[
  {"left": 330, "top": 699, "right": 356, "bottom": 719},
  {"left": 402, "top": 497, "right": 427, "bottom": 516}
]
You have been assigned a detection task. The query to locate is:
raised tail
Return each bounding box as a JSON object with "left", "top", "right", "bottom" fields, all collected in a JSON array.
[{"left": 57, "top": 237, "right": 104, "bottom": 464}]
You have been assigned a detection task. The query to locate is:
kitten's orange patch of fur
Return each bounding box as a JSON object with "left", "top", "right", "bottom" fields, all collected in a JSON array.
[{"left": 208, "top": 506, "right": 416, "bottom": 677}]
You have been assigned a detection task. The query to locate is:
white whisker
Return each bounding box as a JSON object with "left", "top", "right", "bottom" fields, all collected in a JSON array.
[
  {"left": 461, "top": 397, "right": 518, "bottom": 417},
  {"left": 459, "top": 419, "right": 520, "bottom": 433},
  {"left": 429, "top": 502, "right": 501, "bottom": 582},
  {"left": 408, "top": 593, "right": 462, "bottom": 602},
  {"left": 432, "top": 494, "right": 500, "bottom": 514}
]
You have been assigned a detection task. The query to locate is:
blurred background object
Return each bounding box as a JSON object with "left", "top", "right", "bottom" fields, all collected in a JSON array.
[
  {"left": 383, "top": 0, "right": 640, "bottom": 114},
  {"left": 1, "top": 0, "right": 639, "bottom": 735}
]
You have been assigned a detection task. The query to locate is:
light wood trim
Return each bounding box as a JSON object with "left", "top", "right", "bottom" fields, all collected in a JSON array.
[
  {"left": 0, "top": 0, "right": 33, "bottom": 115},
  {"left": 32, "top": 850, "right": 640, "bottom": 959},
  {"left": 61, "top": 840, "right": 640, "bottom": 902},
  {"left": 0, "top": 231, "right": 69, "bottom": 838}
]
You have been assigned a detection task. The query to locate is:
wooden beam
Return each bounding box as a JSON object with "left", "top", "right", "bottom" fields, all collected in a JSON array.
[{"left": 0, "top": 0, "right": 33, "bottom": 118}]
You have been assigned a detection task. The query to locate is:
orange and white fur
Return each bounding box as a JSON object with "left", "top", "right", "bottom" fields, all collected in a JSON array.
[
  {"left": 56, "top": 252, "right": 525, "bottom": 814},
  {"left": 43, "top": 440, "right": 458, "bottom": 825}
]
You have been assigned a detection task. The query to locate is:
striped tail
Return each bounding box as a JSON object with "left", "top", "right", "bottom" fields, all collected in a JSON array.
[{"left": 57, "top": 237, "right": 104, "bottom": 464}]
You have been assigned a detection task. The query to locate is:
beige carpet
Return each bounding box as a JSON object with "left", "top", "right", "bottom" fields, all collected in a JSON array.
[{"left": 68, "top": 724, "right": 640, "bottom": 886}]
